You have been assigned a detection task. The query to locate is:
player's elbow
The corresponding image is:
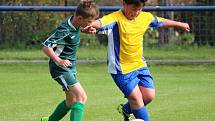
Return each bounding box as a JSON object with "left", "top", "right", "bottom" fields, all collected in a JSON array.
[{"left": 41, "top": 46, "right": 49, "bottom": 52}]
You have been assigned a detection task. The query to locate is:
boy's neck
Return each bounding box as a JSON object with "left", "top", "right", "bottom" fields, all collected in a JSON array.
[
  {"left": 71, "top": 16, "right": 79, "bottom": 29},
  {"left": 121, "top": 9, "right": 135, "bottom": 21}
]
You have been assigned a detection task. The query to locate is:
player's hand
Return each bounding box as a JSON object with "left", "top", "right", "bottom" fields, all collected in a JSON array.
[
  {"left": 57, "top": 59, "right": 72, "bottom": 68},
  {"left": 82, "top": 26, "right": 97, "bottom": 34},
  {"left": 180, "top": 22, "right": 190, "bottom": 32}
]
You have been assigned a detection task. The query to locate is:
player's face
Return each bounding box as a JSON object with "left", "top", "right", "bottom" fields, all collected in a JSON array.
[
  {"left": 122, "top": 2, "right": 143, "bottom": 20},
  {"left": 79, "top": 17, "right": 95, "bottom": 28}
]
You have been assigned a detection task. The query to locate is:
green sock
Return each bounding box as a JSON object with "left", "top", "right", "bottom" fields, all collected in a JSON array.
[
  {"left": 48, "top": 100, "right": 70, "bottom": 121},
  {"left": 70, "top": 102, "right": 85, "bottom": 121}
]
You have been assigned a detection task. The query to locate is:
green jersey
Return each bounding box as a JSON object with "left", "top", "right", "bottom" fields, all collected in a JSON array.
[
  {"left": 42, "top": 16, "right": 80, "bottom": 61},
  {"left": 42, "top": 16, "right": 80, "bottom": 83}
]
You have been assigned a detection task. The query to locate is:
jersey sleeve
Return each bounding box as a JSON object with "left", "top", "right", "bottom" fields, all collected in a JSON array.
[
  {"left": 98, "top": 12, "right": 118, "bottom": 32},
  {"left": 149, "top": 15, "right": 165, "bottom": 28},
  {"left": 42, "top": 28, "right": 70, "bottom": 48}
]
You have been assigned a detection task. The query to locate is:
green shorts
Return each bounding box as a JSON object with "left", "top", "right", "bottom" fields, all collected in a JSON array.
[{"left": 49, "top": 60, "right": 78, "bottom": 91}]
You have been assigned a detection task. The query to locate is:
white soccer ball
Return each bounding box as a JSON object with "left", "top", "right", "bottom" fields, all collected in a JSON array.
[{"left": 132, "top": 119, "right": 144, "bottom": 121}]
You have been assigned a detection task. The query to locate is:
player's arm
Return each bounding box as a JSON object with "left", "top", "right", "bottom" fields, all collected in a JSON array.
[
  {"left": 42, "top": 46, "right": 71, "bottom": 68},
  {"left": 90, "top": 20, "right": 101, "bottom": 29},
  {"left": 162, "top": 19, "right": 190, "bottom": 32},
  {"left": 42, "top": 28, "right": 72, "bottom": 67},
  {"left": 81, "top": 20, "right": 101, "bottom": 34},
  {"left": 83, "top": 13, "right": 117, "bottom": 34},
  {"left": 149, "top": 14, "right": 190, "bottom": 32}
]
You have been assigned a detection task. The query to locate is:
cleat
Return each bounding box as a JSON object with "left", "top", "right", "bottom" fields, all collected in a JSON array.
[
  {"left": 117, "top": 104, "right": 132, "bottom": 121},
  {"left": 41, "top": 117, "right": 49, "bottom": 121}
]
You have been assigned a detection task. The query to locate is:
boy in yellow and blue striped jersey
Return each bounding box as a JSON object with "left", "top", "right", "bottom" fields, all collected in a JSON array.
[{"left": 83, "top": 0, "right": 190, "bottom": 121}]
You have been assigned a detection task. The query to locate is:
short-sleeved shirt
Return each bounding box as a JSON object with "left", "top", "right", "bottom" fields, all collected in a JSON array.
[
  {"left": 98, "top": 10, "right": 164, "bottom": 74},
  {"left": 42, "top": 16, "right": 80, "bottom": 62},
  {"left": 42, "top": 16, "right": 80, "bottom": 79}
]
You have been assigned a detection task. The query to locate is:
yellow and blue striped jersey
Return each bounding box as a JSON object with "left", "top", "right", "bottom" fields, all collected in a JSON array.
[{"left": 98, "top": 10, "right": 164, "bottom": 74}]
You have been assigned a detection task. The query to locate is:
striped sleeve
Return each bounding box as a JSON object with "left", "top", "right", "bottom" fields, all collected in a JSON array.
[
  {"left": 149, "top": 16, "right": 165, "bottom": 28},
  {"left": 42, "top": 28, "right": 70, "bottom": 48},
  {"left": 98, "top": 12, "right": 117, "bottom": 31}
]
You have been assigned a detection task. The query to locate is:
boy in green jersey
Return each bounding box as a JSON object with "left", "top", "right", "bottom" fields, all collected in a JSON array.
[{"left": 41, "top": 1, "right": 99, "bottom": 121}]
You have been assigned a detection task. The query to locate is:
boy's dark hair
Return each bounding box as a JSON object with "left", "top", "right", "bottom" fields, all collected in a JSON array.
[
  {"left": 75, "top": 0, "right": 99, "bottom": 19},
  {"left": 123, "top": 0, "right": 147, "bottom": 6}
]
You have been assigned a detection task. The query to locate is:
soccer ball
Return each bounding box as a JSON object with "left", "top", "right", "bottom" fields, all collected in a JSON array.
[{"left": 131, "top": 119, "right": 144, "bottom": 121}]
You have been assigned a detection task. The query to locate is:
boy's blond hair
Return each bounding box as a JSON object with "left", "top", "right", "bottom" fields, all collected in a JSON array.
[{"left": 75, "top": 0, "right": 99, "bottom": 19}]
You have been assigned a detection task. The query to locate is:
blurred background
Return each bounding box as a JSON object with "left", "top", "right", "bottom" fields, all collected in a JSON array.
[
  {"left": 0, "top": 0, "right": 214, "bottom": 50},
  {"left": 0, "top": 1, "right": 215, "bottom": 121}
]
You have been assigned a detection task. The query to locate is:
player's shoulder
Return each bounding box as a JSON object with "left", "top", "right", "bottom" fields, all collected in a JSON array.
[
  {"left": 139, "top": 11, "right": 154, "bottom": 18},
  {"left": 105, "top": 10, "right": 121, "bottom": 17},
  {"left": 61, "top": 18, "right": 72, "bottom": 29},
  {"left": 101, "top": 10, "right": 121, "bottom": 22},
  {"left": 138, "top": 11, "right": 154, "bottom": 22},
  {"left": 56, "top": 18, "right": 75, "bottom": 33},
  {"left": 111, "top": 10, "right": 121, "bottom": 15}
]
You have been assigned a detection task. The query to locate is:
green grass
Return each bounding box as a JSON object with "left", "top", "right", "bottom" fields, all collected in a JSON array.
[
  {"left": 0, "top": 46, "right": 215, "bottom": 60},
  {"left": 144, "top": 46, "right": 215, "bottom": 60},
  {"left": 0, "top": 47, "right": 107, "bottom": 60},
  {"left": 0, "top": 63, "right": 215, "bottom": 121}
]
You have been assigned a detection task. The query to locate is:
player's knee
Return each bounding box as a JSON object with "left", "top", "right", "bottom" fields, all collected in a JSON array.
[
  {"left": 73, "top": 92, "right": 87, "bottom": 104},
  {"left": 149, "top": 91, "right": 156, "bottom": 101},
  {"left": 128, "top": 92, "right": 143, "bottom": 106},
  {"left": 144, "top": 97, "right": 154, "bottom": 105},
  {"left": 144, "top": 92, "right": 155, "bottom": 105},
  {"left": 81, "top": 92, "right": 87, "bottom": 103}
]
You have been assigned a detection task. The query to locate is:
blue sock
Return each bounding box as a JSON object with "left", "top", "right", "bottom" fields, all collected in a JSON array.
[
  {"left": 123, "top": 102, "right": 132, "bottom": 114},
  {"left": 132, "top": 106, "right": 149, "bottom": 121},
  {"left": 123, "top": 101, "right": 148, "bottom": 114}
]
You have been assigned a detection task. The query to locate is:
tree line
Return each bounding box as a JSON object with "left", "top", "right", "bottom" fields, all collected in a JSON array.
[{"left": 0, "top": 0, "right": 214, "bottom": 49}]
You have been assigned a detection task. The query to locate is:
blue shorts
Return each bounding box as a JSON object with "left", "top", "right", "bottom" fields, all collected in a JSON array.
[{"left": 111, "top": 67, "right": 154, "bottom": 98}]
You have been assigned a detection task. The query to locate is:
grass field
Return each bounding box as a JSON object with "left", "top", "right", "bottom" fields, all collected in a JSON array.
[
  {"left": 0, "top": 63, "right": 215, "bottom": 121},
  {"left": 0, "top": 46, "right": 215, "bottom": 60}
]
